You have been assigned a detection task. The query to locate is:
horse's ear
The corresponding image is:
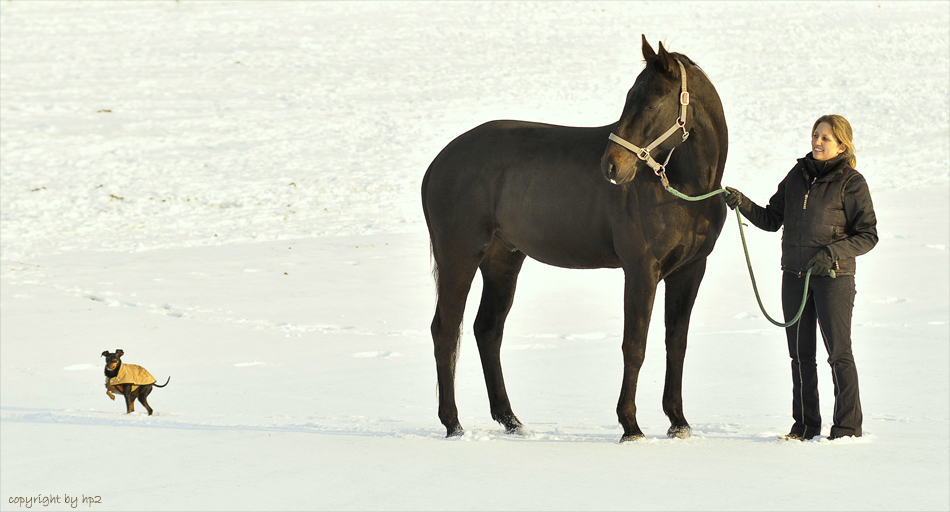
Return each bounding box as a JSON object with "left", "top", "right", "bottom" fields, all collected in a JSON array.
[
  {"left": 641, "top": 34, "right": 656, "bottom": 61},
  {"left": 656, "top": 41, "right": 676, "bottom": 75}
]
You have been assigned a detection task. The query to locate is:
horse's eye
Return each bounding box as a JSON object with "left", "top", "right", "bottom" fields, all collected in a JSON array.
[{"left": 645, "top": 105, "right": 658, "bottom": 111}]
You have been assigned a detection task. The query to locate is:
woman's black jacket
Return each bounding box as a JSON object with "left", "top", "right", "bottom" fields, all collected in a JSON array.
[{"left": 737, "top": 154, "right": 878, "bottom": 276}]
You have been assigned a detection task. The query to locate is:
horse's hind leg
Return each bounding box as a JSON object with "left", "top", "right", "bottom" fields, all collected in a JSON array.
[
  {"left": 473, "top": 241, "right": 527, "bottom": 434},
  {"left": 431, "top": 249, "right": 482, "bottom": 438},
  {"left": 662, "top": 257, "right": 708, "bottom": 439}
]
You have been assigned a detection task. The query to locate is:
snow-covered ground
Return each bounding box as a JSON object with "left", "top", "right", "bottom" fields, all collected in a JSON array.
[{"left": 1, "top": 1, "right": 948, "bottom": 510}]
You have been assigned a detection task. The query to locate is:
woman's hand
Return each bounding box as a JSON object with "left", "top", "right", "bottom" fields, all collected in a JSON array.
[
  {"left": 806, "top": 249, "right": 836, "bottom": 277},
  {"left": 724, "top": 187, "right": 745, "bottom": 210}
]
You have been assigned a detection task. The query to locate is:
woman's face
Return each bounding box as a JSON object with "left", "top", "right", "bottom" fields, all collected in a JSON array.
[{"left": 811, "top": 122, "right": 845, "bottom": 161}]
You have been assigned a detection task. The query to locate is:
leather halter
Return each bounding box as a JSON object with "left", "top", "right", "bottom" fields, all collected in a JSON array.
[{"left": 607, "top": 58, "right": 690, "bottom": 182}]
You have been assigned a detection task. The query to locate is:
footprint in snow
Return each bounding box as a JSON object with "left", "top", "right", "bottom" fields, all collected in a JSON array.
[
  {"left": 352, "top": 351, "right": 401, "bottom": 359},
  {"left": 872, "top": 297, "right": 909, "bottom": 304},
  {"left": 503, "top": 344, "right": 554, "bottom": 350},
  {"left": 567, "top": 332, "right": 608, "bottom": 340}
]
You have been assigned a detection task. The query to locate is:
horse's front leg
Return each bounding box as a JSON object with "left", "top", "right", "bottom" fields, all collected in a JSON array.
[
  {"left": 662, "top": 257, "right": 708, "bottom": 439},
  {"left": 617, "top": 269, "right": 659, "bottom": 442}
]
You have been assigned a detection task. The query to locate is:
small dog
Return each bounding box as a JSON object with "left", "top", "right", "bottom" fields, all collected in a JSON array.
[{"left": 102, "top": 349, "right": 169, "bottom": 415}]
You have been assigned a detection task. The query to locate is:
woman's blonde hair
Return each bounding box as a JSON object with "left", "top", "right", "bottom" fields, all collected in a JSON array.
[{"left": 813, "top": 114, "right": 856, "bottom": 168}]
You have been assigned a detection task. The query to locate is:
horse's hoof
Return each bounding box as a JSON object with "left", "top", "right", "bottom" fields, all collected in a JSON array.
[
  {"left": 499, "top": 415, "right": 526, "bottom": 435},
  {"left": 445, "top": 425, "right": 464, "bottom": 438},
  {"left": 667, "top": 425, "right": 691, "bottom": 439},
  {"left": 505, "top": 424, "right": 529, "bottom": 436},
  {"left": 620, "top": 432, "right": 646, "bottom": 443}
]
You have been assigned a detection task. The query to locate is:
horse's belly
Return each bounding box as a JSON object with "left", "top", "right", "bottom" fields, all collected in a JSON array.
[
  {"left": 493, "top": 182, "right": 622, "bottom": 269},
  {"left": 526, "top": 247, "right": 621, "bottom": 270},
  {"left": 496, "top": 224, "right": 620, "bottom": 270}
]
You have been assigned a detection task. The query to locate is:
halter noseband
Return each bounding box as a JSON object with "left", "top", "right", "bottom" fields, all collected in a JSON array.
[{"left": 608, "top": 58, "right": 690, "bottom": 185}]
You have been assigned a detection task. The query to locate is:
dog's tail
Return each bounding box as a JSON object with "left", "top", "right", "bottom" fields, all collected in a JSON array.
[{"left": 153, "top": 377, "right": 170, "bottom": 388}]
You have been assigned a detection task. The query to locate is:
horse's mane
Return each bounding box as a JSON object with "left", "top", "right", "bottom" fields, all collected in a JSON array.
[{"left": 641, "top": 51, "right": 709, "bottom": 83}]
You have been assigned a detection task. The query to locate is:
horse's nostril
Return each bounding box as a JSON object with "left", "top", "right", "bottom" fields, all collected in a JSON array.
[{"left": 603, "top": 161, "right": 620, "bottom": 185}]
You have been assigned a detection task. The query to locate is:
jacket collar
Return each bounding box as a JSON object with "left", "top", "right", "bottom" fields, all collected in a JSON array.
[{"left": 798, "top": 152, "right": 849, "bottom": 182}]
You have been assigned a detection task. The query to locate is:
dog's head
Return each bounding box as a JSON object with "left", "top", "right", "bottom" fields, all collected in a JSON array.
[{"left": 101, "top": 349, "right": 124, "bottom": 372}]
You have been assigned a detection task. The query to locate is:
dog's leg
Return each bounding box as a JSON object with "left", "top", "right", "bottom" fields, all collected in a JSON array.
[
  {"left": 123, "top": 386, "right": 135, "bottom": 414},
  {"left": 138, "top": 386, "right": 153, "bottom": 416}
]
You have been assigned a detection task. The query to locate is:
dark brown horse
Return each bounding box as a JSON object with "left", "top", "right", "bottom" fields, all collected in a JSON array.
[{"left": 421, "top": 36, "right": 728, "bottom": 442}]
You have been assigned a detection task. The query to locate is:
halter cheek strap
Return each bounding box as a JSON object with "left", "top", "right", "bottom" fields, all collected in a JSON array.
[{"left": 608, "top": 58, "right": 690, "bottom": 182}]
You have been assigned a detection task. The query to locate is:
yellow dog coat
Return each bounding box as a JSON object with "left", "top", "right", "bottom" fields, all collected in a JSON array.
[{"left": 105, "top": 364, "right": 156, "bottom": 394}]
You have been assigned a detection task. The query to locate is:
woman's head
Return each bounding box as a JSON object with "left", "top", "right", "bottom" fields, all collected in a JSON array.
[{"left": 811, "top": 114, "right": 856, "bottom": 167}]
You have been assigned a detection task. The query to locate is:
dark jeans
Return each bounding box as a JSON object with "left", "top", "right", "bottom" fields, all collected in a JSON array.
[{"left": 783, "top": 273, "right": 862, "bottom": 438}]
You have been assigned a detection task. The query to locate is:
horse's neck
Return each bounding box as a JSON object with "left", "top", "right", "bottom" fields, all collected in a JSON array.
[{"left": 669, "top": 135, "right": 723, "bottom": 192}]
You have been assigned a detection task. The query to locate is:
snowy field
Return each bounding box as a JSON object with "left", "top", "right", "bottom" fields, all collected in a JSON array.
[{"left": 1, "top": 1, "right": 948, "bottom": 510}]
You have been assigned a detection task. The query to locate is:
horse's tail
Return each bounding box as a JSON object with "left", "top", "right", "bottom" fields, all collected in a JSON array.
[
  {"left": 421, "top": 164, "right": 456, "bottom": 386},
  {"left": 421, "top": 162, "right": 433, "bottom": 232},
  {"left": 421, "top": 164, "right": 439, "bottom": 294},
  {"left": 429, "top": 240, "right": 439, "bottom": 293},
  {"left": 153, "top": 377, "right": 170, "bottom": 388}
]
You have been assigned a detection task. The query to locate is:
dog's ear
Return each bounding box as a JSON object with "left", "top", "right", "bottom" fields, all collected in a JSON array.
[
  {"left": 116, "top": 349, "right": 124, "bottom": 357},
  {"left": 102, "top": 351, "right": 110, "bottom": 357}
]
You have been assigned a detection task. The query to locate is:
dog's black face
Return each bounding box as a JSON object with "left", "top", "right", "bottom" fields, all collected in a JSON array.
[{"left": 101, "top": 349, "right": 124, "bottom": 375}]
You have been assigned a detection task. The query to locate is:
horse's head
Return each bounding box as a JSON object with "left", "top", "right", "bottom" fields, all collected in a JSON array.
[{"left": 602, "top": 36, "right": 695, "bottom": 186}]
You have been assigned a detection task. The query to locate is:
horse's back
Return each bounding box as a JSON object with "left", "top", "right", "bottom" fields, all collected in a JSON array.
[
  {"left": 423, "top": 120, "right": 620, "bottom": 268},
  {"left": 437, "top": 118, "right": 606, "bottom": 159},
  {"left": 423, "top": 120, "right": 610, "bottom": 202}
]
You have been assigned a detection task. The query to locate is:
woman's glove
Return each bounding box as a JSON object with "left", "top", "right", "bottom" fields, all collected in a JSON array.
[
  {"left": 806, "top": 249, "right": 836, "bottom": 278},
  {"left": 724, "top": 187, "right": 745, "bottom": 210}
]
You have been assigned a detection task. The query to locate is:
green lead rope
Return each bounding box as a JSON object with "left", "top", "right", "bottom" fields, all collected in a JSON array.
[
  {"left": 663, "top": 184, "right": 831, "bottom": 328},
  {"left": 664, "top": 186, "right": 728, "bottom": 202},
  {"left": 732, "top": 204, "right": 814, "bottom": 328}
]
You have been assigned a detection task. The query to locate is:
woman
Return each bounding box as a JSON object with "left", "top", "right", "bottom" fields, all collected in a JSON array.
[{"left": 724, "top": 114, "right": 878, "bottom": 440}]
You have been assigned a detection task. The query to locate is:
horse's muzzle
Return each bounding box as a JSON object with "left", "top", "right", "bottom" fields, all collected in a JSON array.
[{"left": 601, "top": 154, "right": 636, "bottom": 186}]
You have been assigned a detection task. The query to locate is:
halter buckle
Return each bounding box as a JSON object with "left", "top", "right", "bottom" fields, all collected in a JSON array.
[
  {"left": 637, "top": 148, "right": 650, "bottom": 161},
  {"left": 680, "top": 91, "right": 690, "bottom": 106}
]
